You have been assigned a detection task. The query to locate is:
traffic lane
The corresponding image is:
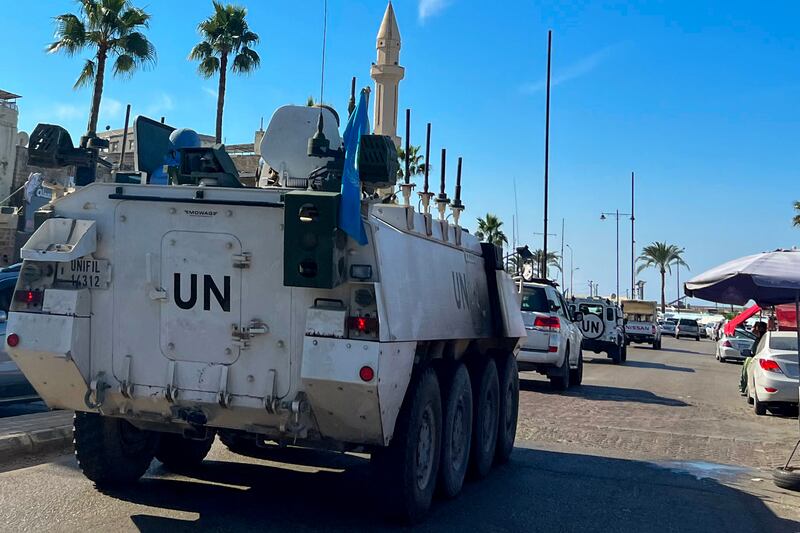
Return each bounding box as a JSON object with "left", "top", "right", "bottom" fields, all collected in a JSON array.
[
  {"left": 516, "top": 336, "right": 799, "bottom": 468},
  {"left": 1, "top": 443, "right": 796, "bottom": 532},
  {"left": 0, "top": 400, "right": 48, "bottom": 418}
]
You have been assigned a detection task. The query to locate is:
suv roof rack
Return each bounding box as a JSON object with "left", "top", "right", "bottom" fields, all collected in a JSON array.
[{"left": 515, "top": 276, "right": 560, "bottom": 288}]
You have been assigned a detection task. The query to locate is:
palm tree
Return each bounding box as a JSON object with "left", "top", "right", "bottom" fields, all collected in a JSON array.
[
  {"left": 793, "top": 201, "right": 800, "bottom": 227},
  {"left": 475, "top": 214, "right": 508, "bottom": 247},
  {"left": 397, "top": 145, "right": 428, "bottom": 180},
  {"left": 636, "top": 241, "right": 689, "bottom": 313},
  {"left": 47, "top": 0, "right": 156, "bottom": 141},
  {"left": 190, "top": 1, "right": 260, "bottom": 143},
  {"left": 531, "top": 249, "right": 561, "bottom": 279}
]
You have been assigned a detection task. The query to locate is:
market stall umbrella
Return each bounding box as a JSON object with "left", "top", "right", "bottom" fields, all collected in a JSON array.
[{"left": 685, "top": 249, "right": 800, "bottom": 488}]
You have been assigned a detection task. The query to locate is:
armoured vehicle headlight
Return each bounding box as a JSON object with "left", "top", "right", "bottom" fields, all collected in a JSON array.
[{"left": 350, "top": 265, "right": 372, "bottom": 281}]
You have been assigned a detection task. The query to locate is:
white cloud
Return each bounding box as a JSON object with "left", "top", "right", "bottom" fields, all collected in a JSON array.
[
  {"left": 145, "top": 93, "right": 175, "bottom": 117},
  {"left": 98, "top": 97, "right": 124, "bottom": 123},
  {"left": 54, "top": 104, "right": 83, "bottom": 121},
  {"left": 520, "top": 44, "right": 619, "bottom": 94},
  {"left": 418, "top": 0, "right": 453, "bottom": 22},
  {"left": 202, "top": 87, "right": 217, "bottom": 99}
]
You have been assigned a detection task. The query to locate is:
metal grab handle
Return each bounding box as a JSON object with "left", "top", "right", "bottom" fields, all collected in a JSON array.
[{"left": 313, "top": 298, "right": 345, "bottom": 308}]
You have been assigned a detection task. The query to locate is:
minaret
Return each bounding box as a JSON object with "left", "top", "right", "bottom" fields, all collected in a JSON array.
[{"left": 370, "top": 2, "right": 404, "bottom": 148}]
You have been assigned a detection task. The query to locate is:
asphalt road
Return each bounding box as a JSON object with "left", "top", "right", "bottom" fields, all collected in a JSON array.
[{"left": 1, "top": 338, "right": 799, "bottom": 532}]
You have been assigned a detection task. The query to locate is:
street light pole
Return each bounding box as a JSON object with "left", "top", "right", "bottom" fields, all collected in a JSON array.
[
  {"left": 601, "top": 209, "right": 632, "bottom": 304},
  {"left": 542, "top": 30, "right": 552, "bottom": 278},
  {"left": 566, "top": 243, "right": 574, "bottom": 296}
]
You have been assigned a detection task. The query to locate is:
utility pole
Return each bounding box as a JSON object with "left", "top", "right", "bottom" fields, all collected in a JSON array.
[
  {"left": 542, "top": 30, "right": 552, "bottom": 278},
  {"left": 631, "top": 171, "right": 635, "bottom": 298},
  {"left": 566, "top": 243, "right": 574, "bottom": 297}
]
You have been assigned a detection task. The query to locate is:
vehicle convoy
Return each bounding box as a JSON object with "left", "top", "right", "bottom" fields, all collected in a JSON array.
[
  {"left": 517, "top": 280, "right": 584, "bottom": 389},
  {"left": 621, "top": 299, "right": 661, "bottom": 349},
  {"left": 5, "top": 102, "right": 525, "bottom": 523},
  {"left": 569, "top": 297, "right": 627, "bottom": 364}
]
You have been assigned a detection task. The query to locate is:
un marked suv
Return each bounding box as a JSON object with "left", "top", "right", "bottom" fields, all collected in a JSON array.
[{"left": 518, "top": 280, "right": 584, "bottom": 390}]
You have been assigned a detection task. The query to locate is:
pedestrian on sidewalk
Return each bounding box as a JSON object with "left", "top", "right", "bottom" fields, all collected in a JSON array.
[{"left": 740, "top": 321, "right": 767, "bottom": 394}]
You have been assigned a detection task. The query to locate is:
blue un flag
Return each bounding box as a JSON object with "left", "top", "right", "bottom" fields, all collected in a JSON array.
[{"left": 339, "top": 89, "right": 370, "bottom": 245}]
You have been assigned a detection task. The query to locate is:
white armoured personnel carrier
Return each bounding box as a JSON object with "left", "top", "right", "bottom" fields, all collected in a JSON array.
[{"left": 6, "top": 103, "right": 524, "bottom": 523}]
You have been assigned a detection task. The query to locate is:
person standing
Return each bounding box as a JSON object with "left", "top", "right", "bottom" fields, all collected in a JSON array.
[{"left": 740, "top": 321, "right": 767, "bottom": 394}]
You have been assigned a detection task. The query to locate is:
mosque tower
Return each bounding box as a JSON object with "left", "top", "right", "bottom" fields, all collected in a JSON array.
[{"left": 370, "top": 2, "right": 404, "bottom": 148}]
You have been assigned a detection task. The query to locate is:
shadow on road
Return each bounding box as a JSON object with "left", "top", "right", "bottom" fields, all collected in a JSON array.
[
  {"left": 659, "top": 346, "right": 709, "bottom": 356},
  {"left": 623, "top": 360, "right": 695, "bottom": 373},
  {"left": 98, "top": 446, "right": 796, "bottom": 532},
  {"left": 519, "top": 380, "right": 690, "bottom": 407}
]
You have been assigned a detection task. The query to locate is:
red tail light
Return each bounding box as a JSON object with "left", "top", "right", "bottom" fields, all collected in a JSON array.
[
  {"left": 14, "top": 290, "right": 42, "bottom": 305},
  {"left": 722, "top": 340, "right": 732, "bottom": 348},
  {"left": 651, "top": 325, "right": 656, "bottom": 334},
  {"left": 359, "top": 365, "right": 375, "bottom": 382},
  {"left": 764, "top": 387, "right": 778, "bottom": 393},
  {"left": 548, "top": 346, "right": 559, "bottom": 353},
  {"left": 348, "top": 316, "right": 379, "bottom": 335},
  {"left": 758, "top": 359, "right": 782, "bottom": 373},
  {"left": 6, "top": 333, "right": 19, "bottom": 347},
  {"left": 534, "top": 316, "right": 561, "bottom": 330}
]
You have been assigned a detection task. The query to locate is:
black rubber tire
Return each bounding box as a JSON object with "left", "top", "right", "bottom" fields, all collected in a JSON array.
[
  {"left": 695, "top": 336, "right": 700, "bottom": 341},
  {"left": 754, "top": 391, "right": 767, "bottom": 416},
  {"left": 219, "top": 431, "right": 261, "bottom": 456},
  {"left": 73, "top": 411, "right": 158, "bottom": 487},
  {"left": 549, "top": 348, "right": 571, "bottom": 390},
  {"left": 438, "top": 363, "right": 473, "bottom": 499},
  {"left": 654, "top": 340, "right": 661, "bottom": 350},
  {"left": 372, "top": 367, "right": 442, "bottom": 524},
  {"left": 569, "top": 350, "right": 583, "bottom": 387},
  {"left": 156, "top": 431, "right": 215, "bottom": 472},
  {"left": 621, "top": 343, "right": 628, "bottom": 363},
  {"left": 773, "top": 467, "right": 800, "bottom": 491},
  {"left": 495, "top": 353, "right": 519, "bottom": 464},
  {"left": 471, "top": 358, "right": 499, "bottom": 478}
]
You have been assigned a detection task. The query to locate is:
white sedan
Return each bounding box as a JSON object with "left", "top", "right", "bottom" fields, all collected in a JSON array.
[
  {"left": 745, "top": 331, "right": 799, "bottom": 415},
  {"left": 716, "top": 328, "right": 756, "bottom": 362}
]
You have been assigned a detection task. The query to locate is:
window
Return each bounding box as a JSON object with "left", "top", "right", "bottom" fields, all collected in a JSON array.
[
  {"left": 579, "top": 304, "right": 603, "bottom": 316},
  {"left": 678, "top": 319, "right": 697, "bottom": 326},
  {"left": 769, "top": 336, "right": 798, "bottom": 352},
  {"left": 521, "top": 286, "right": 548, "bottom": 313},
  {"left": 606, "top": 307, "right": 615, "bottom": 322},
  {"left": 129, "top": 139, "right": 134, "bottom": 150},
  {"left": 111, "top": 141, "right": 119, "bottom": 152}
]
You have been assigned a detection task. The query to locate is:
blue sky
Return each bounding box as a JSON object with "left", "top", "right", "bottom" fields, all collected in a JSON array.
[{"left": 1, "top": 0, "right": 799, "bottom": 303}]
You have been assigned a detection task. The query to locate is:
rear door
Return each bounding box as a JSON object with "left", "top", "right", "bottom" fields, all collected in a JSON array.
[{"left": 520, "top": 285, "right": 550, "bottom": 351}]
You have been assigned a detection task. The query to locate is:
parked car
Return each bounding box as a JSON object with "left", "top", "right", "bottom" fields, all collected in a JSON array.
[
  {"left": 518, "top": 280, "right": 584, "bottom": 390},
  {"left": 716, "top": 328, "right": 755, "bottom": 362},
  {"left": 745, "top": 331, "right": 799, "bottom": 415},
  {"left": 0, "top": 266, "right": 38, "bottom": 404},
  {"left": 675, "top": 318, "right": 700, "bottom": 340},
  {"left": 661, "top": 318, "right": 678, "bottom": 336}
]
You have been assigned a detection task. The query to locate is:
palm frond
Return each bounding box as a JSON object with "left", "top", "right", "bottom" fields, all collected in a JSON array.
[
  {"left": 73, "top": 58, "right": 96, "bottom": 88},
  {"left": 189, "top": 41, "right": 213, "bottom": 61},
  {"left": 231, "top": 46, "right": 260, "bottom": 73},
  {"left": 47, "top": 14, "right": 87, "bottom": 55},
  {"left": 197, "top": 56, "right": 221, "bottom": 78}
]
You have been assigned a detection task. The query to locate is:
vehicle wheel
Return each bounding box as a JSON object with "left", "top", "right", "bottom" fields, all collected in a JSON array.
[
  {"left": 471, "top": 358, "right": 499, "bottom": 478},
  {"left": 156, "top": 431, "right": 215, "bottom": 472},
  {"left": 549, "top": 348, "right": 571, "bottom": 390},
  {"left": 653, "top": 340, "right": 661, "bottom": 350},
  {"left": 372, "top": 367, "right": 442, "bottom": 524},
  {"left": 621, "top": 343, "right": 628, "bottom": 363},
  {"left": 569, "top": 350, "right": 583, "bottom": 387},
  {"left": 495, "top": 352, "right": 519, "bottom": 464},
  {"left": 695, "top": 336, "right": 700, "bottom": 341},
  {"left": 73, "top": 412, "right": 158, "bottom": 487},
  {"left": 753, "top": 390, "right": 767, "bottom": 416},
  {"left": 438, "top": 363, "right": 472, "bottom": 499},
  {"left": 773, "top": 467, "right": 800, "bottom": 491}
]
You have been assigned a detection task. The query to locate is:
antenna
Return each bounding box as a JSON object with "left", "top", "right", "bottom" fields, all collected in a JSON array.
[
  {"left": 398, "top": 108, "right": 415, "bottom": 206},
  {"left": 318, "top": 0, "right": 328, "bottom": 107},
  {"left": 435, "top": 148, "right": 450, "bottom": 221},
  {"left": 450, "top": 156, "right": 464, "bottom": 226},
  {"left": 418, "top": 123, "right": 434, "bottom": 215},
  {"left": 348, "top": 77, "right": 356, "bottom": 115}
]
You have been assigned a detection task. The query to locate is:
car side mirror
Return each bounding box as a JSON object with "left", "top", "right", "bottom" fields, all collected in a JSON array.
[
  {"left": 0, "top": 310, "right": 7, "bottom": 323},
  {"left": 573, "top": 312, "right": 584, "bottom": 322}
]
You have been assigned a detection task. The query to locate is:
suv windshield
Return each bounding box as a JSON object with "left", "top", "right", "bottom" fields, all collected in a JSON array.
[
  {"left": 521, "top": 286, "right": 549, "bottom": 313},
  {"left": 678, "top": 319, "right": 697, "bottom": 326},
  {"left": 579, "top": 304, "right": 603, "bottom": 316}
]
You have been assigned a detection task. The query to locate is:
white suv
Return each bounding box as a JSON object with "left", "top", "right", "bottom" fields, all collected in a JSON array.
[{"left": 517, "top": 280, "right": 584, "bottom": 390}]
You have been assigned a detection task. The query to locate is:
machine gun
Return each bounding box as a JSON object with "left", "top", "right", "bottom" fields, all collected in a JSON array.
[{"left": 27, "top": 124, "right": 111, "bottom": 185}]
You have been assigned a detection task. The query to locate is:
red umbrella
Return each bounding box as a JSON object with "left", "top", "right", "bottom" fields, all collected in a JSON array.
[{"left": 724, "top": 304, "right": 761, "bottom": 336}]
